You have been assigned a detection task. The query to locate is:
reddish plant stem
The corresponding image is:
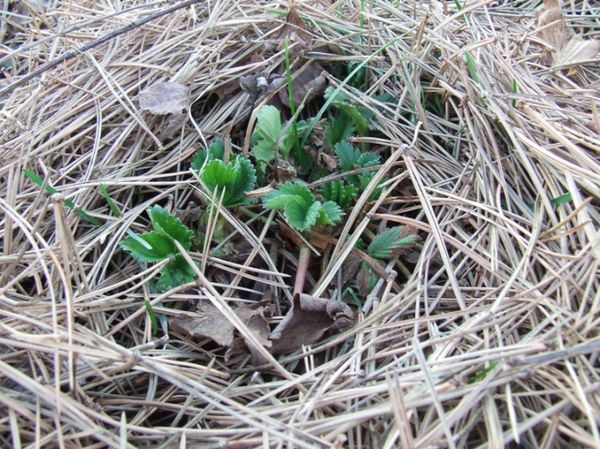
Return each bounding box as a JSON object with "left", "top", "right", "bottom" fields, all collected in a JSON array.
[{"left": 293, "top": 245, "right": 311, "bottom": 297}]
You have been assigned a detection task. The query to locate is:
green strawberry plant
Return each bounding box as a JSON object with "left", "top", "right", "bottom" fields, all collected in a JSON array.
[
  {"left": 193, "top": 139, "right": 256, "bottom": 208},
  {"left": 263, "top": 182, "right": 343, "bottom": 295},
  {"left": 121, "top": 205, "right": 196, "bottom": 292}
]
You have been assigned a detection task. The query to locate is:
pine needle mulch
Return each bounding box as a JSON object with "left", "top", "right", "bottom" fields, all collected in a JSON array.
[{"left": 1, "top": 1, "right": 599, "bottom": 448}]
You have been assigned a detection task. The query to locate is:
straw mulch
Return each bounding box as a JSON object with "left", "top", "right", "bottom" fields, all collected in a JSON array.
[{"left": 1, "top": 0, "right": 599, "bottom": 447}]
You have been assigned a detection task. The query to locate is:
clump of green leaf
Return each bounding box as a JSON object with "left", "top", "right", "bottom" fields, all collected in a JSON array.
[
  {"left": 192, "top": 141, "right": 256, "bottom": 207},
  {"left": 324, "top": 87, "right": 372, "bottom": 143},
  {"left": 262, "top": 182, "right": 342, "bottom": 231},
  {"left": 335, "top": 141, "right": 380, "bottom": 192},
  {"left": 321, "top": 180, "right": 357, "bottom": 209},
  {"left": 250, "top": 105, "right": 309, "bottom": 165},
  {"left": 121, "top": 205, "right": 196, "bottom": 291},
  {"left": 367, "top": 226, "right": 418, "bottom": 259}
]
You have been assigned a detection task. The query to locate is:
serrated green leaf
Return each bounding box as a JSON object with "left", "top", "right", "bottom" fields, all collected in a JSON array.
[
  {"left": 251, "top": 105, "right": 281, "bottom": 163},
  {"left": 228, "top": 155, "right": 257, "bottom": 205},
  {"left": 321, "top": 180, "right": 357, "bottom": 209},
  {"left": 324, "top": 87, "right": 371, "bottom": 135},
  {"left": 262, "top": 182, "right": 314, "bottom": 210},
  {"left": 200, "top": 157, "right": 256, "bottom": 207},
  {"left": 335, "top": 141, "right": 379, "bottom": 171},
  {"left": 317, "top": 201, "right": 343, "bottom": 225},
  {"left": 368, "top": 226, "right": 418, "bottom": 259},
  {"left": 148, "top": 205, "right": 193, "bottom": 249},
  {"left": 121, "top": 231, "right": 178, "bottom": 262},
  {"left": 192, "top": 139, "right": 225, "bottom": 171},
  {"left": 284, "top": 199, "right": 321, "bottom": 231},
  {"left": 156, "top": 254, "right": 197, "bottom": 291},
  {"left": 324, "top": 114, "right": 355, "bottom": 149}
]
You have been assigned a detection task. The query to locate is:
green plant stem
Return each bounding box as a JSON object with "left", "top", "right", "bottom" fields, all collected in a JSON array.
[{"left": 293, "top": 244, "right": 311, "bottom": 297}]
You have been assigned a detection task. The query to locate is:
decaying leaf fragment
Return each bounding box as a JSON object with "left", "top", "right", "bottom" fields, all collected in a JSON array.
[
  {"left": 269, "top": 294, "right": 353, "bottom": 355},
  {"left": 535, "top": 0, "right": 600, "bottom": 68},
  {"left": 139, "top": 81, "right": 189, "bottom": 115},
  {"left": 170, "top": 302, "right": 270, "bottom": 349},
  {"left": 278, "top": 62, "right": 327, "bottom": 108}
]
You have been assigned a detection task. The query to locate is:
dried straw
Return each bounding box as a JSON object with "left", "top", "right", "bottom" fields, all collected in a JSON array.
[{"left": 1, "top": 0, "right": 598, "bottom": 447}]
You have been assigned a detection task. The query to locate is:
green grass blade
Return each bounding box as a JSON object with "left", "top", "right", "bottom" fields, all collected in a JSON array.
[
  {"left": 23, "top": 168, "right": 102, "bottom": 226},
  {"left": 144, "top": 298, "right": 159, "bottom": 337},
  {"left": 99, "top": 183, "right": 121, "bottom": 217},
  {"left": 550, "top": 192, "right": 573, "bottom": 208},
  {"left": 464, "top": 51, "right": 479, "bottom": 83}
]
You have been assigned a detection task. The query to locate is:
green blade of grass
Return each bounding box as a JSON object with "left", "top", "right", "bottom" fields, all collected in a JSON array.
[
  {"left": 99, "top": 183, "right": 121, "bottom": 217},
  {"left": 464, "top": 51, "right": 479, "bottom": 83},
  {"left": 284, "top": 37, "right": 300, "bottom": 158},
  {"left": 550, "top": 192, "right": 573, "bottom": 208},
  {"left": 144, "top": 298, "right": 159, "bottom": 337},
  {"left": 23, "top": 168, "right": 102, "bottom": 226}
]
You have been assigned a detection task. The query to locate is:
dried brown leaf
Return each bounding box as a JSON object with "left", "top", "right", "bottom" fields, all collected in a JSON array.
[
  {"left": 138, "top": 81, "right": 189, "bottom": 115},
  {"left": 269, "top": 294, "right": 353, "bottom": 355},
  {"left": 535, "top": 0, "right": 572, "bottom": 50},
  {"left": 554, "top": 35, "right": 600, "bottom": 68},
  {"left": 170, "top": 302, "right": 269, "bottom": 350},
  {"left": 278, "top": 62, "right": 326, "bottom": 107}
]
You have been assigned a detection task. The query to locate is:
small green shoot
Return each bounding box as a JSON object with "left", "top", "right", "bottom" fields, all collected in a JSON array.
[
  {"left": 23, "top": 168, "right": 102, "bottom": 226},
  {"left": 550, "top": 192, "right": 573, "bottom": 208},
  {"left": 464, "top": 51, "right": 479, "bottom": 83},
  {"left": 511, "top": 79, "right": 518, "bottom": 108},
  {"left": 99, "top": 183, "right": 121, "bottom": 217},
  {"left": 144, "top": 298, "right": 159, "bottom": 337},
  {"left": 469, "top": 361, "right": 499, "bottom": 384},
  {"left": 121, "top": 205, "right": 196, "bottom": 292},
  {"left": 368, "top": 226, "right": 418, "bottom": 259}
]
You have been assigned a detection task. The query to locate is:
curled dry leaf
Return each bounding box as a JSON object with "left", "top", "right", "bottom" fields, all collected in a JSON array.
[
  {"left": 170, "top": 302, "right": 270, "bottom": 350},
  {"left": 535, "top": 0, "right": 600, "bottom": 68},
  {"left": 535, "top": 0, "right": 572, "bottom": 50},
  {"left": 269, "top": 294, "right": 353, "bottom": 355},
  {"left": 138, "top": 81, "right": 189, "bottom": 115},
  {"left": 278, "top": 62, "right": 327, "bottom": 107},
  {"left": 554, "top": 36, "right": 600, "bottom": 68}
]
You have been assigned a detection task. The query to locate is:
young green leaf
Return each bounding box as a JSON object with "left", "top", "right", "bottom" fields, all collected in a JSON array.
[
  {"left": 156, "top": 254, "right": 197, "bottom": 292},
  {"left": 148, "top": 205, "right": 193, "bottom": 249},
  {"left": 263, "top": 182, "right": 342, "bottom": 231},
  {"left": 121, "top": 230, "right": 178, "bottom": 262},
  {"left": 321, "top": 180, "right": 357, "bottom": 209},
  {"left": 324, "top": 114, "right": 356, "bottom": 149},
  {"left": 335, "top": 141, "right": 380, "bottom": 171},
  {"left": 368, "top": 226, "right": 418, "bottom": 259},
  {"left": 324, "top": 87, "right": 371, "bottom": 135},
  {"left": 317, "top": 201, "right": 343, "bottom": 225},
  {"left": 99, "top": 183, "right": 121, "bottom": 217},
  {"left": 200, "top": 155, "right": 256, "bottom": 207},
  {"left": 251, "top": 105, "right": 282, "bottom": 163},
  {"left": 192, "top": 139, "right": 225, "bottom": 170},
  {"left": 284, "top": 199, "right": 321, "bottom": 231}
]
